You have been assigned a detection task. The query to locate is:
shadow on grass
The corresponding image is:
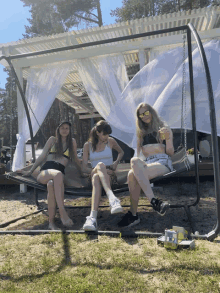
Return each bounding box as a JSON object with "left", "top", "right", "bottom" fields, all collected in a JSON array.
[
  {"left": 1, "top": 256, "right": 219, "bottom": 284},
  {"left": 0, "top": 231, "right": 77, "bottom": 283}
]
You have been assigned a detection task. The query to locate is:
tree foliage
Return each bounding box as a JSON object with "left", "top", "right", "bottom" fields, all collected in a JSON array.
[
  {"left": 111, "top": 0, "right": 215, "bottom": 23},
  {"left": 0, "top": 69, "right": 18, "bottom": 147},
  {"left": 21, "top": 0, "right": 103, "bottom": 38}
]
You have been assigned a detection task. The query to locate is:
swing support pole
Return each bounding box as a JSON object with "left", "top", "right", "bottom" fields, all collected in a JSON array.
[
  {"left": 187, "top": 23, "right": 220, "bottom": 240},
  {"left": 1, "top": 24, "right": 219, "bottom": 240}
]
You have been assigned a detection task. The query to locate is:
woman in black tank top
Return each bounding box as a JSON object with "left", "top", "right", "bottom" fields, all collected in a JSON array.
[
  {"left": 17, "top": 121, "right": 82, "bottom": 230},
  {"left": 118, "top": 103, "right": 175, "bottom": 228}
]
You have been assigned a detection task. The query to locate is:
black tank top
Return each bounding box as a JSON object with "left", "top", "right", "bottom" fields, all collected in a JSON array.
[{"left": 142, "top": 132, "right": 166, "bottom": 146}]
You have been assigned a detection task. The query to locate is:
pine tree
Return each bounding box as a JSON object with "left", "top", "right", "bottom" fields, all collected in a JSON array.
[
  {"left": 111, "top": 0, "right": 213, "bottom": 23},
  {"left": 21, "top": 0, "right": 103, "bottom": 38},
  {"left": 0, "top": 69, "right": 18, "bottom": 147}
]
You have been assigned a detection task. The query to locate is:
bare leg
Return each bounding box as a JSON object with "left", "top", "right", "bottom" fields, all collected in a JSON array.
[
  {"left": 47, "top": 180, "right": 59, "bottom": 230},
  {"left": 83, "top": 173, "right": 102, "bottom": 231},
  {"left": 131, "top": 157, "right": 169, "bottom": 201},
  {"left": 127, "top": 170, "right": 141, "bottom": 215},
  {"left": 91, "top": 173, "right": 102, "bottom": 211},
  {"left": 95, "top": 162, "right": 111, "bottom": 194},
  {"left": 130, "top": 157, "right": 171, "bottom": 216},
  {"left": 130, "top": 157, "right": 154, "bottom": 201},
  {"left": 37, "top": 170, "right": 73, "bottom": 227}
]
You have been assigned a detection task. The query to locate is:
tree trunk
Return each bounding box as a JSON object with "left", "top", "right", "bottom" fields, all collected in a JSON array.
[{"left": 96, "top": 0, "right": 103, "bottom": 27}]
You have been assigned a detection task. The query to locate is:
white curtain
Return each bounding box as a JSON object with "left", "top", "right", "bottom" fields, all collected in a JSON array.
[
  {"left": 76, "top": 54, "right": 129, "bottom": 118},
  {"left": 104, "top": 40, "right": 220, "bottom": 149},
  {"left": 77, "top": 54, "right": 133, "bottom": 148},
  {"left": 12, "top": 63, "right": 71, "bottom": 171},
  {"left": 153, "top": 39, "right": 220, "bottom": 133}
]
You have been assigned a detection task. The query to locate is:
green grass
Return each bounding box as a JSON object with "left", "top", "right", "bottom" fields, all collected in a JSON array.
[{"left": 0, "top": 234, "right": 220, "bottom": 292}]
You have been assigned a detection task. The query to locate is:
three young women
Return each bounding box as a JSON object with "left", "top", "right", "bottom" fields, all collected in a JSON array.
[
  {"left": 118, "top": 103, "right": 174, "bottom": 228},
  {"left": 18, "top": 121, "right": 82, "bottom": 230},
  {"left": 81, "top": 120, "right": 124, "bottom": 231}
]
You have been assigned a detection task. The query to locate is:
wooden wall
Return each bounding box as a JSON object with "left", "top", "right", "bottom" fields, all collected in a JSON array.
[{"left": 34, "top": 98, "right": 92, "bottom": 149}]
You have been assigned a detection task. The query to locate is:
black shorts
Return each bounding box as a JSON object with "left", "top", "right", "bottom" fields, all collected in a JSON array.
[{"left": 40, "top": 161, "right": 65, "bottom": 174}]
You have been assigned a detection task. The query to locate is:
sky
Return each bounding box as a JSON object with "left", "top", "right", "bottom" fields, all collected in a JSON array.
[{"left": 0, "top": 0, "right": 123, "bottom": 89}]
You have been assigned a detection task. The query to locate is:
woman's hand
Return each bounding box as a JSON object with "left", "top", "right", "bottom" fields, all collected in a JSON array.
[
  {"left": 159, "top": 127, "right": 171, "bottom": 141},
  {"left": 107, "top": 168, "right": 114, "bottom": 176},
  {"left": 16, "top": 169, "right": 32, "bottom": 177},
  {"left": 109, "top": 161, "right": 118, "bottom": 171}
]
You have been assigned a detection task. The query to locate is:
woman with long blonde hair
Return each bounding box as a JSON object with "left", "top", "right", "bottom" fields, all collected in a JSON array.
[
  {"left": 18, "top": 121, "right": 82, "bottom": 230},
  {"left": 118, "top": 103, "right": 174, "bottom": 228}
]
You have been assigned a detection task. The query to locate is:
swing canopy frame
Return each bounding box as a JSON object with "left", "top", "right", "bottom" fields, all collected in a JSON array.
[{"left": 0, "top": 23, "right": 220, "bottom": 241}]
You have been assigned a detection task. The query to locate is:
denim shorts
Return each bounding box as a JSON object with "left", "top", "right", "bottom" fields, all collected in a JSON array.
[{"left": 144, "top": 154, "right": 174, "bottom": 172}]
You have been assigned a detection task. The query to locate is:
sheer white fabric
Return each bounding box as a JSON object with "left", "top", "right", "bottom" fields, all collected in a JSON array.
[
  {"left": 76, "top": 54, "right": 129, "bottom": 118},
  {"left": 12, "top": 63, "right": 71, "bottom": 171},
  {"left": 153, "top": 40, "right": 220, "bottom": 134},
  {"left": 105, "top": 40, "right": 220, "bottom": 149}
]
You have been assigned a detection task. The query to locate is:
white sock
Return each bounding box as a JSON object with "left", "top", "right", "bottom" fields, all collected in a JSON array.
[
  {"left": 106, "top": 190, "right": 116, "bottom": 202},
  {"left": 90, "top": 210, "right": 98, "bottom": 219}
]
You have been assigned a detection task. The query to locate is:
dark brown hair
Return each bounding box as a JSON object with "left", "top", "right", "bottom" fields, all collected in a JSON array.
[
  {"left": 54, "top": 123, "right": 74, "bottom": 161},
  {"left": 136, "top": 103, "right": 166, "bottom": 147},
  {"left": 88, "top": 120, "right": 112, "bottom": 152}
]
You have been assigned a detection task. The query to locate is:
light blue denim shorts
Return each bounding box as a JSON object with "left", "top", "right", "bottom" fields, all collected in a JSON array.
[{"left": 144, "top": 154, "right": 174, "bottom": 172}]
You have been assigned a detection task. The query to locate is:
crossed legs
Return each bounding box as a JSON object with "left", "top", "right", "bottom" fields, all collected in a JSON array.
[
  {"left": 91, "top": 162, "right": 121, "bottom": 207},
  {"left": 83, "top": 162, "right": 123, "bottom": 231},
  {"left": 37, "top": 170, "right": 73, "bottom": 229}
]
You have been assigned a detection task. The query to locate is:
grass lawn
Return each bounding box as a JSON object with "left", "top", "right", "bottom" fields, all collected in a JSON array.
[{"left": 0, "top": 233, "right": 220, "bottom": 293}]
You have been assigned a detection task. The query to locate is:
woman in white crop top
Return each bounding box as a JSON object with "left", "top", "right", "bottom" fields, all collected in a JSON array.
[{"left": 82, "top": 120, "right": 124, "bottom": 231}]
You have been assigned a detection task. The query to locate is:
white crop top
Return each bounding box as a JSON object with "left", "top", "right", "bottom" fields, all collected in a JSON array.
[{"left": 89, "top": 143, "right": 113, "bottom": 168}]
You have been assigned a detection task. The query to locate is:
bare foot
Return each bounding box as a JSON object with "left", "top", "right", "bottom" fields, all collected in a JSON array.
[
  {"left": 48, "top": 222, "right": 60, "bottom": 230},
  {"left": 60, "top": 209, "right": 74, "bottom": 227},
  {"left": 61, "top": 217, "right": 74, "bottom": 227}
]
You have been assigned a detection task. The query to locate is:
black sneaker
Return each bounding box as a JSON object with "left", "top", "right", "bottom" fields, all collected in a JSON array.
[
  {"left": 117, "top": 211, "right": 140, "bottom": 228},
  {"left": 151, "top": 198, "right": 170, "bottom": 216}
]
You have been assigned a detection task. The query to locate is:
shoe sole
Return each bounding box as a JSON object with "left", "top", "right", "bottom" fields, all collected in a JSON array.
[
  {"left": 118, "top": 218, "right": 140, "bottom": 228},
  {"left": 111, "top": 206, "right": 124, "bottom": 214},
  {"left": 156, "top": 204, "right": 170, "bottom": 216},
  {"left": 83, "top": 225, "right": 97, "bottom": 231}
]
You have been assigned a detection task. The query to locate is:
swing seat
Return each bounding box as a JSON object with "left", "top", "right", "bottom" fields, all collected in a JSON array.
[
  {"left": 4, "top": 150, "right": 195, "bottom": 195},
  {"left": 151, "top": 150, "right": 195, "bottom": 183},
  {"left": 4, "top": 162, "right": 130, "bottom": 196}
]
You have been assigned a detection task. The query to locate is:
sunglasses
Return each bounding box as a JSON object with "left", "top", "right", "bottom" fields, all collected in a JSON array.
[{"left": 139, "top": 110, "right": 150, "bottom": 118}]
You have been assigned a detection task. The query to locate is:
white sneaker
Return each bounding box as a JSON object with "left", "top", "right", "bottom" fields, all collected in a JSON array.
[
  {"left": 83, "top": 216, "right": 97, "bottom": 231},
  {"left": 110, "top": 198, "right": 124, "bottom": 214}
]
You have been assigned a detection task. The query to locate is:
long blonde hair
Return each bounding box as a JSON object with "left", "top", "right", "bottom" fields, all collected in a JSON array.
[{"left": 136, "top": 103, "right": 166, "bottom": 147}]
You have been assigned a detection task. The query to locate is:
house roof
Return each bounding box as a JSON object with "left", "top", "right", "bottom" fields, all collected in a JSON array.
[{"left": 0, "top": 6, "right": 220, "bottom": 119}]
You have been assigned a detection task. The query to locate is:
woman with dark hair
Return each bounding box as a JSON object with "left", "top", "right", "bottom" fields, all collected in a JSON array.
[
  {"left": 118, "top": 103, "right": 174, "bottom": 228},
  {"left": 18, "top": 121, "right": 82, "bottom": 230},
  {"left": 82, "top": 120, "right": 124, "bottom": 231}
]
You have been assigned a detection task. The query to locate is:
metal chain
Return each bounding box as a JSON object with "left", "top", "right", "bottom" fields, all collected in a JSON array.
[{"left": 181, "top": 32, "right": 187, "bottom": 152}]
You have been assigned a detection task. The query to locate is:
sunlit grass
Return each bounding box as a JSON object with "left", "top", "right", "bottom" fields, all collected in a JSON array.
[{"left": 0, "top": 233, "right": 220, "bottom": 292}]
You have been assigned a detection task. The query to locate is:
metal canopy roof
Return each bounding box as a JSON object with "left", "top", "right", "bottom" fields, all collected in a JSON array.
[{"left": 0, "top": 6, "right": 220, "bottom": 119}]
